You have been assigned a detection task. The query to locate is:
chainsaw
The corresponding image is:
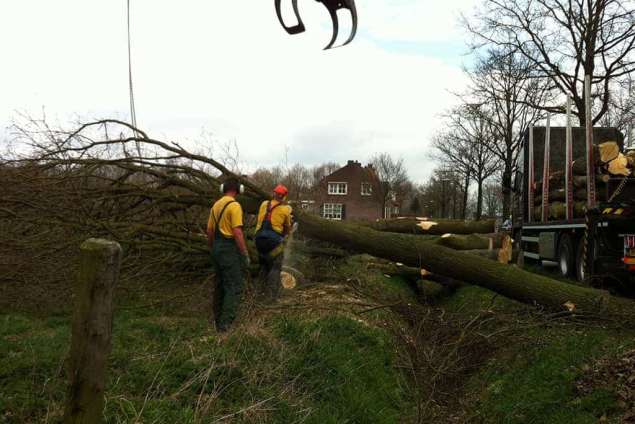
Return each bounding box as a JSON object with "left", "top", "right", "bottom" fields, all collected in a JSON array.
[{"left": 275, "top": 0, "right": 358, "bottom": 50}]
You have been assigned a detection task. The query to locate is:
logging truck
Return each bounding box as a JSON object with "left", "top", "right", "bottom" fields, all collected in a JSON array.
[{"left": 512, "top": 125, "right": 635, "bottom": 286}]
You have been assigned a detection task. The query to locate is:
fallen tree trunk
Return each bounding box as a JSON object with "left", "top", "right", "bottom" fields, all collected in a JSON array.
[
  {"left": 437, "top": 233, "right": 508, "bottom": 250},
  {"left": 464, "top": 249, "right": 519, "bottom": 263},
  {"left": 367, "top": 218, "right": 495, "bottom": 235},
  {"left": 295, "top": 210, "right": 635, "bottom": 324},
  {"left": 294, "top": 245, "right": 349, "bottom": 258},
  {"left": 367, "top": 262, "right": 428, "bottom": 281},
  {"left": 369, "top": 248, "right": 515, "bottom": 280}
]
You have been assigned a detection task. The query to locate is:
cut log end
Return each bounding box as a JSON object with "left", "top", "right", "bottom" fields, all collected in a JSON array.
[
  {"left": 599, "top": 141, "right": 620, "bottom": 163},
  {"left": 497, "top": 235, "right": 513, "bottom": 264},
  {"left": 417, "top": 221, "right": 439, "bottom": 231},
  {"left": 280, "top": 272, "right": 297, "bottom": 290},
  {"left": 608, "top": 153, "right": 631, "bottom": 177}
]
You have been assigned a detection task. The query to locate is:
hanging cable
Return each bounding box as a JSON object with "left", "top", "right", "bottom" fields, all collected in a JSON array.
[{"left": 126, "top": 0, "right": 142, "bottom": 155}]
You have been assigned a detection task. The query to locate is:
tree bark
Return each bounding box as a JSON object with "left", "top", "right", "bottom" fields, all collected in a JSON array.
[
  {"left": 437, "top": 233, "right": 508, "bottom": 250},
  {"left": 501, "top": 165, "right": 512, "bottom": 218},
  {"left": 533, "top": 187, "right": 598, "bottom": 204},
  {"left": 535, "top": 174, "right": 609, "bottom": 192},
  {"left": 463, "top": 248, "right": 519, "bottom": 263},
  {"left": 462, "top": 170, "right": 470, "bottom": 220},
  {"left": 476, "top": 176, "right": 484, "bottom": 220},
  {"left": 295, "top": 210, "right": 635, "bottom": 323},
  {"left": 367, "top": 218, "right": 495, "bottom": 235},
  {"left": 533, "top": 202, "right": 587, "bottom": 220}
]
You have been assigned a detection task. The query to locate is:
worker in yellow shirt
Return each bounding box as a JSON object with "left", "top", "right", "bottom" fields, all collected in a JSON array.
[
  {"left": 206, "top": 178, "right": 250, "bottom": 332},
  {"left": 254, "top": 184, "right": 292, "bottom": 299}
]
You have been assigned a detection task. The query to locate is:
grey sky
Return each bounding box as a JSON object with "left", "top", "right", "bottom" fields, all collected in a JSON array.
[{"left": 0, "top": 0, "right": 477, "bottom": 182}]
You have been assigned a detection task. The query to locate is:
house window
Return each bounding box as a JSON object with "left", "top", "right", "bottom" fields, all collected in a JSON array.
[
  {"left": 323, "top": 203, "right": 343, "bottom": 220},
  {"left": 328, "top": 182, "right": 348, "bottom": 195},
  {"left": 361, "top": 182, "right": 372, "bottom": 196}
]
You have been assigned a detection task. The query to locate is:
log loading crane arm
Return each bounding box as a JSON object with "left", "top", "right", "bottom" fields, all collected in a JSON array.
[{"left": 275, "top": 0, "right": 358, "bottom": 50}]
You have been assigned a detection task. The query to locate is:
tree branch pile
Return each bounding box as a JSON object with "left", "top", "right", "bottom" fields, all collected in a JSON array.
[{"left": 0, "top": 119, "right": 264, "bottom": 300}]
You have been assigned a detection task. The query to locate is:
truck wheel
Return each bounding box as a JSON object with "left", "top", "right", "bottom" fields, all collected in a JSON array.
[{"left": 558, "top": 234, "right": 575, "bottom": 278}]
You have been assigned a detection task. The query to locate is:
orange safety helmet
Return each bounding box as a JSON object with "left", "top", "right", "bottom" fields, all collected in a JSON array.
[{"left": 273, "top": 184, "right": 289, "bottom": 197}]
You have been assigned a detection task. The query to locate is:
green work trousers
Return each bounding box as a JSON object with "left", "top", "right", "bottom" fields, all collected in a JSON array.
[
  {"left": 211, "top": 237, "right": 246, "bottom": 331},
  {"left": 258, "top": 252, "right": 283, "bottom": 300}
]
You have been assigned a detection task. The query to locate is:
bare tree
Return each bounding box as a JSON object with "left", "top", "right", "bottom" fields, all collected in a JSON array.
[
  {"left": 466, "top": 0, "right": 635, "bottom": 124},
  {"left": 282, "top": 163, "right": 314, "bottom": 201},
  {"left": 482, "top": 180, "right": 504, "bottom": 218},
  {"left": 370, "top": 153, "right": 410, "bottom": 219},
  {"left": 433, "top": 105, "right": 500, "bottom": 220},
  {"left": 310, "top": 162, "right": 341, "bottom": 190},
  {"left": 250, "top": 166, "right": 284, "bottom": 192},
  {"left": 599, "top": 75, "right": 635, "bottom": 139},
  {"left": 468, "top": 47, "right": 550, "bottom": 217},
  {"left": 419, "top": 169, "right": 466, "bottom": 219},
  {"left": 252, "top": 162, "right": 342, "bottom": 201}
]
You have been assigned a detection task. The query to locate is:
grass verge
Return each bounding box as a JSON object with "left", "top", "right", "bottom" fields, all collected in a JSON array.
[{"left": 0, "top": 273, "right": 412, "bottom": 423}]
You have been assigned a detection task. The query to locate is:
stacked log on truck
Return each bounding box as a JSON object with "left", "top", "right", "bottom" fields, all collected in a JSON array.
[{"left": 532, "top": 141, "right": 633, "bottom": 220}]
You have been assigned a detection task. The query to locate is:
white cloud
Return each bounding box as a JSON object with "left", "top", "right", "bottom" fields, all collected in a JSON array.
[
  {"left": 0, "top": 0, "right": 473, "bottom": 182},
  {"left": 360, "top": 0, "right": 478, "bottom": 43}
]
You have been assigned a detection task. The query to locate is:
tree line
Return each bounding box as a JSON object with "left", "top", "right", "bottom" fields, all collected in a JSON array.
[
  {"left": 431, "top": 0, "right": 635, "bottom": 220},
  {"left": 248, "top": 153, "right": 505, "bottom": 220}
]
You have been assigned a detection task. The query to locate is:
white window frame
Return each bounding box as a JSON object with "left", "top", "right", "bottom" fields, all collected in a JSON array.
[
  {"left": 323, "top": 203, "right": 343, "bottom": 220},
  {"left": 328, "top": 182, "right": 348, "bottom": 195},
  {"left": 361, "top": 182, "right": 373, "bottom": 196}
]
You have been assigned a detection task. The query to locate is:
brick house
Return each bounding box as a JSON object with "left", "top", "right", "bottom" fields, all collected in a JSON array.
[{"left": 314, "top": 160, "right": 385, "bottom": 221}]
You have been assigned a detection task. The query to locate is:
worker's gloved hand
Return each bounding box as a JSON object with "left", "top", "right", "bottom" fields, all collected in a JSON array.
[{"left": 242, "top": 254, "right": 251, "bottom": 270}]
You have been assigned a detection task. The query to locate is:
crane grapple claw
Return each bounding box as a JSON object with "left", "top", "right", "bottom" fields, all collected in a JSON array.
[
  {"left": 318, "top": 0, "right": 357, "bottom": 50},
  {"left": 275, "top": 0, "right": 306, "bottom": 35},
  {"left": 274, "top": 0, "right": 357, "bottom": 50}
]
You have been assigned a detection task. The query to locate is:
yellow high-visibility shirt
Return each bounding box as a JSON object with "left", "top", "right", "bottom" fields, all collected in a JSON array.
[
  {"left": 207, "top": 196, "right": 244, "bottom": 238},
  {"left": 255, "top": 200, "right": 292, "bottom": 234}
]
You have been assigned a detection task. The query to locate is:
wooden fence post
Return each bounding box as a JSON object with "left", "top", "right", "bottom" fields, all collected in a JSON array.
[{"left": 64, "top": 239, "right": 122, "bottom": 424}]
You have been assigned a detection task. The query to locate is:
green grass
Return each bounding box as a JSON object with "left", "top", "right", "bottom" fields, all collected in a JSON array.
[
  {"left": 471, "top": 328, "right": 624, "bottom": 424},
  {"left": 0, "top": 303, "right": 411, "bottom": 423},
  {"left": 274, "top": 315, "right": 409, "bottom": 423},
  {"left": 439, "top": 285, "right": 632, "bottom": 424},
  {"left": 4, "top": 254, "right": 634, "bottom": 424}
]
